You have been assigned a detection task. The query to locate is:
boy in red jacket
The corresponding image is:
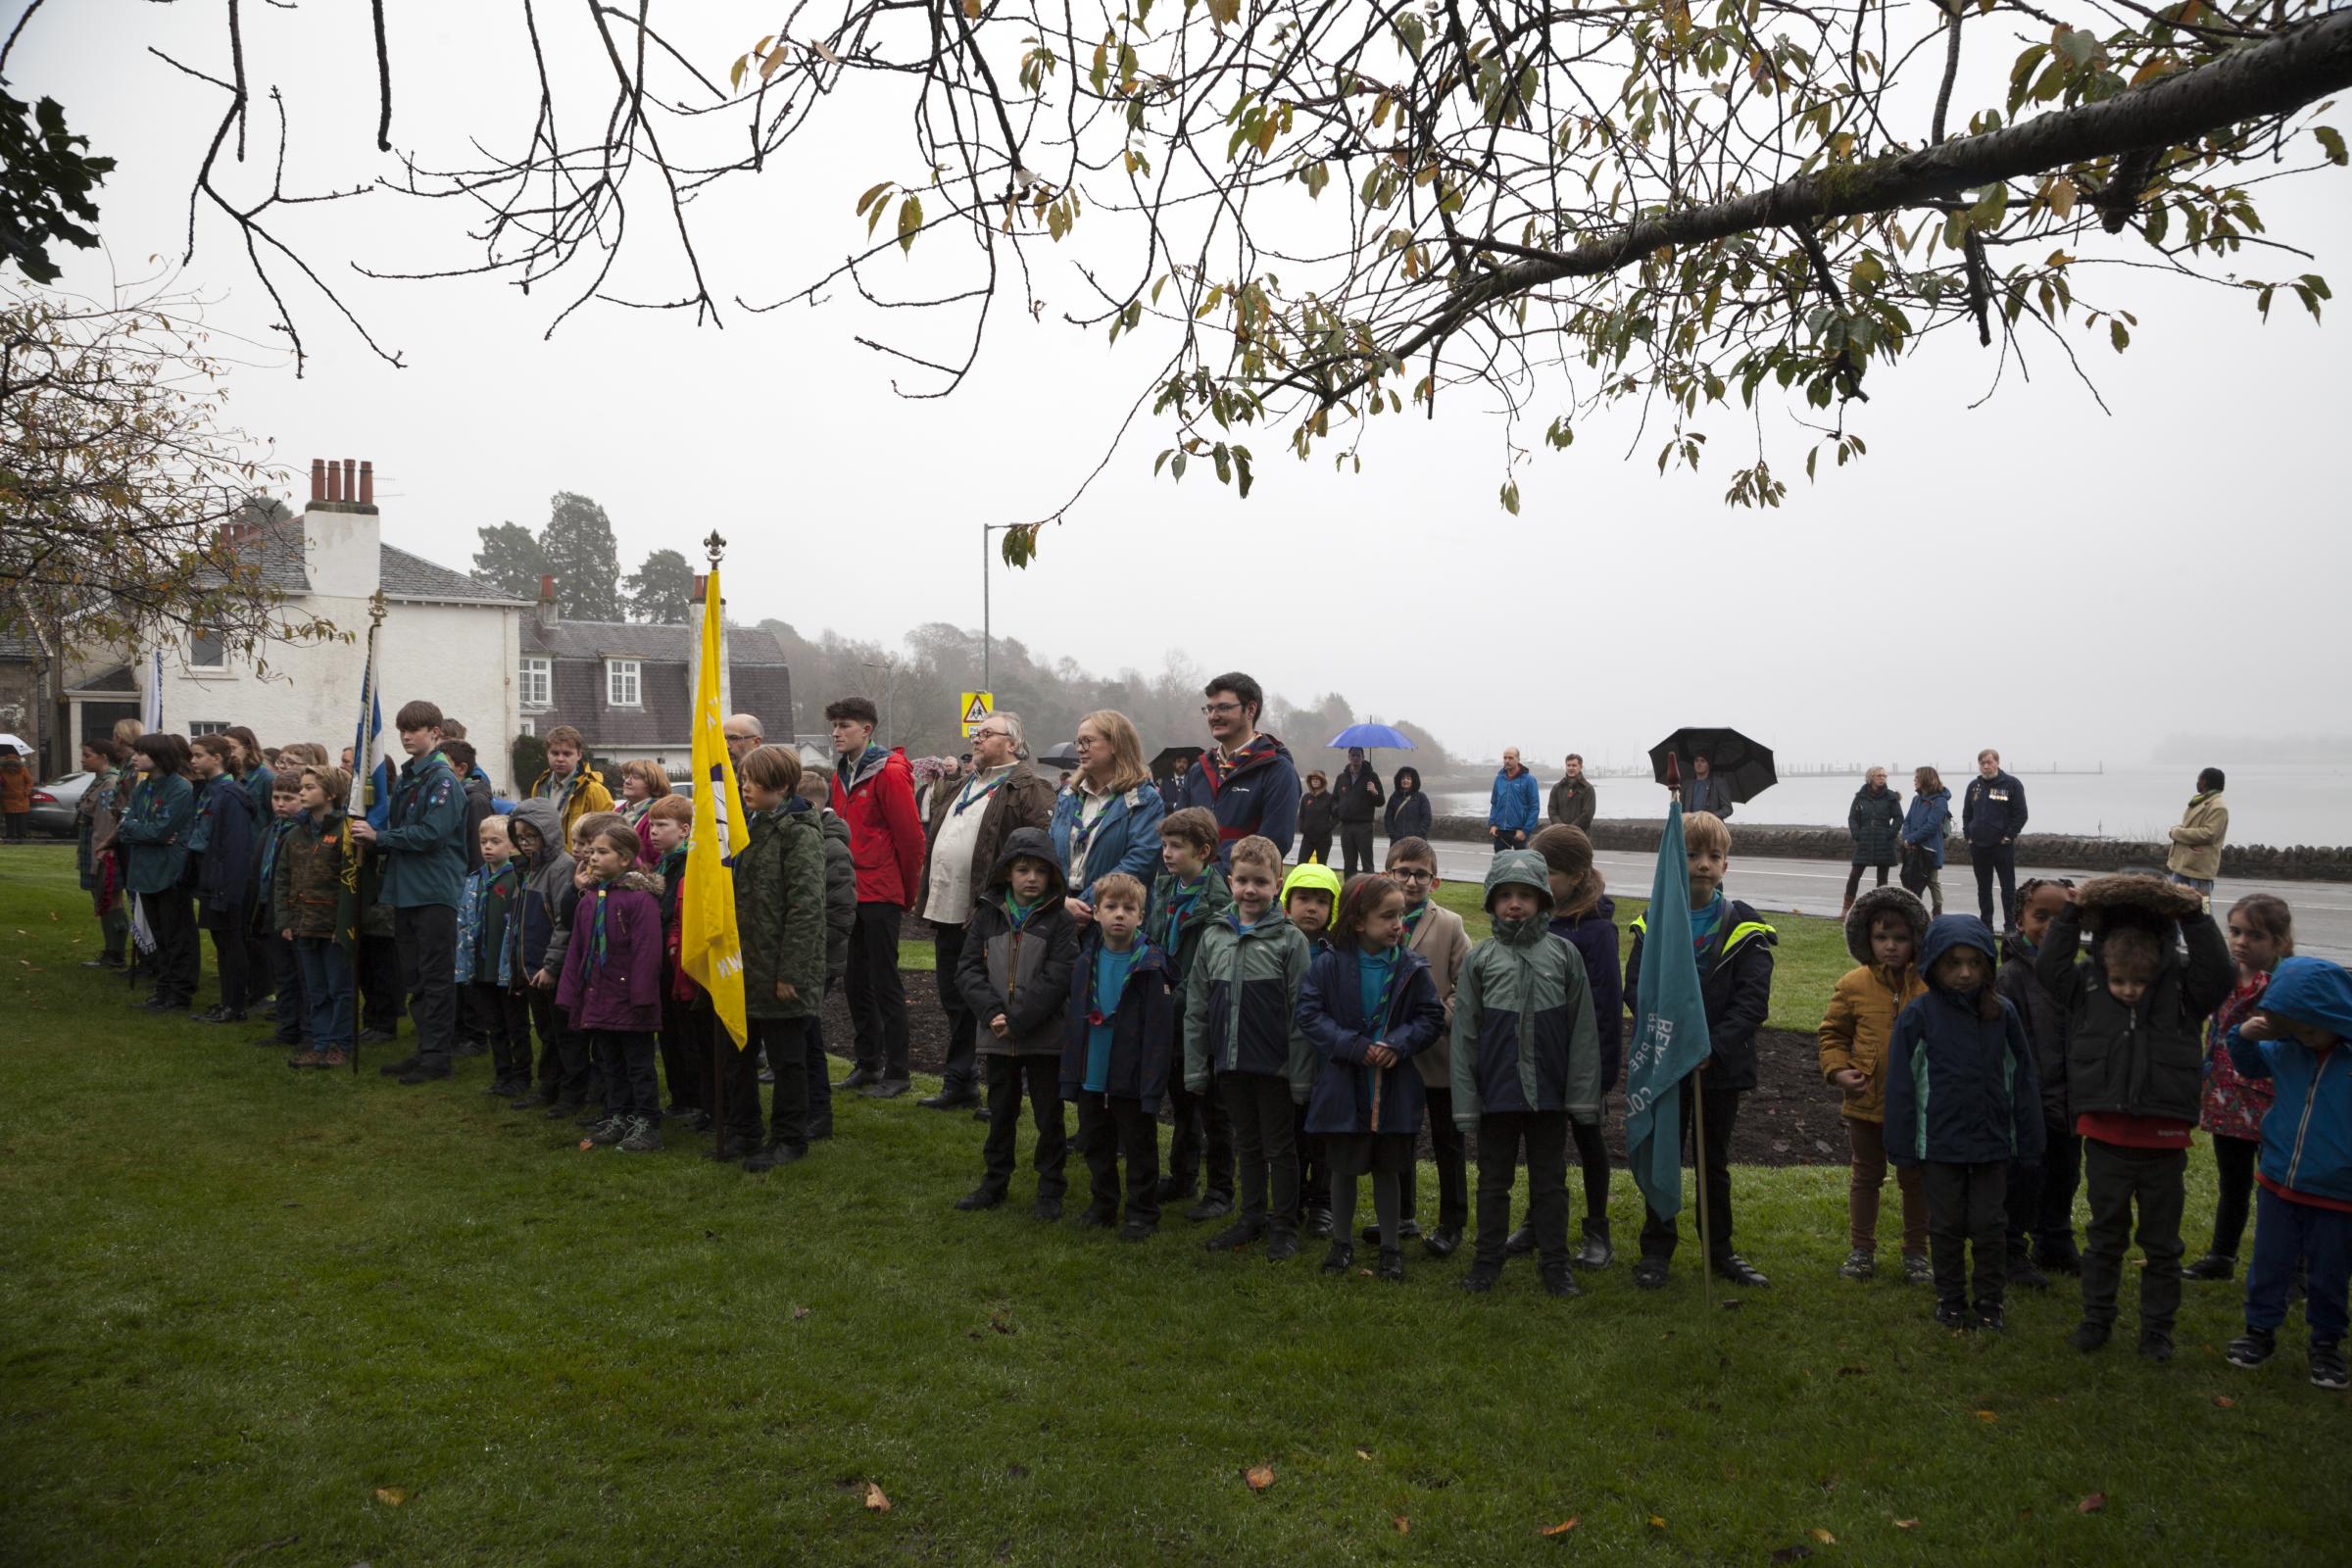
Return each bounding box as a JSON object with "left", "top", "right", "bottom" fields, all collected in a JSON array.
[{"left": 826, "top": 697, "right": 926, "bottom": 1097}]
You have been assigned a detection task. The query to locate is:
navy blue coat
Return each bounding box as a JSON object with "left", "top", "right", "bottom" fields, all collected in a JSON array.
[
  {"left": 1384, "top": 774, "right": 1433, "bottom": 843},
  {"left": 1625, "top": 898, "right": 1776, "bottom": 1091},
  {"left": 1962, "top": 771, "right": 2028, "bottom": 846},
  {"left": 1550, "top": 897, "right": 1625, "bottom": 1092},
  {"left": 1059, "top": 935, "right": 1176, "bottom": 1112},
  {"left": 191, "top": 773, "right": 256, "bottom": 913},
  {"left": 1179, "top": 736, "right": 1301, "bottom": 863},
  {"left": 1299, "top": 944, "right": 1446, "bottom": 1137},
  {"left": 1884, "top": 916, "right": 2045, "bottom": 1166}
]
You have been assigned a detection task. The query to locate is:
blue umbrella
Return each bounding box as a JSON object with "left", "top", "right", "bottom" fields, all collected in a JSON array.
[{"left": 1327, "top": 723, "right": 1416, "bottom": 751}]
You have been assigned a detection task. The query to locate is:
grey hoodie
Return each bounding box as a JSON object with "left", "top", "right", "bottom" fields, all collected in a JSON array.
[{"left": 510, "top": 797, "right": 577, "bottom": 978}]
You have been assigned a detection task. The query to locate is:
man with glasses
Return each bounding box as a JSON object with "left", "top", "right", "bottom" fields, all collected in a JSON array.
[
  {"left": 723, "top": 713, "right": 764, "bottom": 766},
  {"left": 1177, "top": 671, "right": 1301, "bottom": 866},
  {"left": 912, "top": 711, "right": 1055, "bottom": 1111}
]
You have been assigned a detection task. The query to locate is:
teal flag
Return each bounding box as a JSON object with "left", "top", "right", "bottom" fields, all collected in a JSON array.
[{"left": 1622, "top": 800, "right": 1714, "bottom": 1220}]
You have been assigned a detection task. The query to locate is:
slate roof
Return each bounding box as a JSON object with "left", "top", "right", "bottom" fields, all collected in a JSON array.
[
  {"left": 521, "top": 620, "right": 790, "bottom": 666},
  {"left": 0, "top": 631, "right": 41, "bottom": 661},
  {"left": 379, "top": 544, "right": 532, "bottom": 606}
]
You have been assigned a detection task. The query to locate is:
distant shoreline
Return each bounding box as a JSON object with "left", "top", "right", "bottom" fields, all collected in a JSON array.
[{"left": 1423, "top": 814, "right": 2352, "bottom": 883}]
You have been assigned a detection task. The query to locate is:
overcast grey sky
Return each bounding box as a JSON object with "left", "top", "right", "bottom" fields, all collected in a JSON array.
[{"left": 15, "top": 1, "right": 2349, "bottom": 768}]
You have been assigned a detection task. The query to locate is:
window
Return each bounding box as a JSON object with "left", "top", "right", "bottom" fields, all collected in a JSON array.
[
  {"left": 189, "top": 720, "right": 229, "bottom": 737},
  {"left": 606, "top": 659, "right": 641, "bottom": 707},
  {"left": 517, "top": 717, "right": 535, "bottom": 737},
  {"left": 190, "top": 629, "right": 224, "bottom": 667},
  {"left": 519, "top": 657, "right": 551, "bottom": 709}
]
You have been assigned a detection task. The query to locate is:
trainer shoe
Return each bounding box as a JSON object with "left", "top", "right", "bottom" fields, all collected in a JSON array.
[
  {"left": 1633, "top": 1257, "right": 1670, "bottom": 1291},
  {"left": 2182, "top": 1252, "right": 2236, "bottom": 1282},
  {"left": 2138, "top": 1329, "right": 2176, "bottom": 1362},
  {"left": 1934, "top": 1301, "right": 1974, "bottom": 1332},
  {"left": 1711, "top": 1253, "right": 1770, "bottom": 1289},
  {"left": 2311, "top": 1340, "right": 2349, "bottom": 1391},
  {"left": 1462, "top": 1262, "right": 1500, "bottom": 1294},
  {"left": 1975, "top": 1303, "right": 2007, "bottom": 1333},
  {"left": 1540, "top": 1262, "right": 1579, "bottom": 1298},
  {"left": 2227, "top": 1328, "right": 2277, "bottom": 1370},
  {"left": 1321, "top": 1242, "right": 1355, "bottom": 1274},
  {"left": 1203, "top": 1221, "right": 1264, "bottom": 1252},
  {"left": 2067, "top": 1321, "right": 2112, "bottom": 1353},
  {"left": 1186, "top": 1192, "right": 1235, "bottom": 1223},
  {"left": 1903, "top": 1251, "right": 1935, "bottom": 1286},
  {"left": 587, "top": 1115, "right": 631, "bottom": 1147},
  {"left": 1839, "top": 1248, "right": 1876, "bottom": 1281},
  {"left": 378, "top": 1055, "right": 421, "bottom": 1078},
  {"left": 618, "top": 1118, "right": 663, "bottom": 1153}
]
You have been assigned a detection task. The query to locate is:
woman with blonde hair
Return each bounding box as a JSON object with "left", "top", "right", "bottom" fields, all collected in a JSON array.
[
  {"left": 1050, "top": 709, "right": 1166, "bottom": 922},
  {"left": 619, "top": 759, "right": 672, "bottom": 862}
]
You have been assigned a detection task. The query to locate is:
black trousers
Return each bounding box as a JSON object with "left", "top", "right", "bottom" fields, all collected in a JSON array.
[
  {"left": 1973, "top": 843, "right": 2020, "bottom": 929},
  {"left": 202, "top": 903, "right": 250, "bottom": 1011},
  {"left": 1398, "top": 1084, "right": 1471, "bottom": 1231},
  {"left": 1220, "top": 1071, "right": 1298, "bottom": 1237},
  {"left": 805, "top": 999, "right": 835, "bottom": 1135},
  {"left": 752, "top": 1015, "right": 810, "bottom": 1151},
  {"left": 2208, "top": 1133, "right": 2260, "bottom": 1259},
  {"left": 934, "top": 924, "right": 979, "bottom": 1098},
  {"left": 1477, "top": 1110, "right": 1570, "bottom": 1268},
  {"left": 1842, "top": 861, "right": 1891, "bottom": 902},
  {"left": 1298, "top": 832, "right": 1333, "bottom": 869},
  {"left": 143, "top": 887, "right": 199, "bottom": 1004},
  {"left": 1339, "top": 821, "right": 1375, "bottom": 877},
  {"left": 2011, "top": 1116, "right": 2081, "bottom": 1257},
  {"left": 845, "top": 902, "right": 908, "bottom": 1078},
  {"left": 980, "top": 1054, "right": 1066, "bottom": 1199},
  {"left": 1294, "top": 1101, "right": 1329, "bottom": 1212},
  {"left": 1921, "top": 1159, "right": 2010, "bottom": 1310},
  {"left": 526, "top": 986, "right": 579, "bottom": 1097},
  {"left": 1640, "top": 1074, "right": 1741, "bottom": 1262},
  {"left": 1166, "top": 1074, "right": 1235, "bottom": 1200},
  {"left": 1076, "top": 1091, "right": 1160, "bottom": 1223},
  {"left": 262, "top": 932, "right": 305, "bottom": 1041},
  {"left": 391, "top": 904, "right": 459, "bottom": 1068},
  {"left": 661, "top": 992, "right": 710, "bottom": 1112},
  {"left": 591, "top": 1029, "right": 661, "bottom": 1120},
  {"left": 466, "top": 982, "right": 531, "bottom": 1082},
  {"left": 359, "top": 934, "right": 404, "bottom": 1034},
  {"left": 2081, "top": 1140, "right": 2187, "bottom": 1333}
]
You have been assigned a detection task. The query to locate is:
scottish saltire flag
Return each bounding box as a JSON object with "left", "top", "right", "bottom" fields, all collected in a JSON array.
[
  {"left": 680, "top": 567, "right": 750, "bottom": 1049},
  {"left": 336, "top": 619, "right": 387, "bottom": 951},
  {"left": 141, "top": 649, "right": 164, "bottom": 732},
  {"left": 1622, "top": 800, "right": 1715, "bottom": 1220}
]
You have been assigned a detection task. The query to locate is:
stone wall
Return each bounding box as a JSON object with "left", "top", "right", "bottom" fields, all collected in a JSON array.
[{"left": 1425, "top": 815, "right": 2352, "bottom": 883}]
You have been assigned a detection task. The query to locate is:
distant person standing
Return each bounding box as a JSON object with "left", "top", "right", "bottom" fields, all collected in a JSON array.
[
  {"left": 1385, "top": 765, "right": 1432, "bottom": 844},
  {"left": 1488, "top": 748, "right": 1541, "bottom": 854},
  {"left": 1901, "top": 766, "right": 1953, "bottom": 917},
  {"left": 2167, "top": 768, "right": 2230, "bottom": 896},
  {"left": 826, "top": 696, "right": 927, "bottom": 1097},
  {"left": 1296, "top": 770, "right": 1336, "bottom": 868},
  {"left": 722, "top": 713, "right": 764, "bottom": 766},
  {"left": 1332, "top": 747, "right": 1385, "bottom": 876},
  {"left": 1963, "top": 749, "right": 2029, "bottom": 930},
  {"left": 1683, "top": 753, "right": 1735, "bottom": 819},
  {"left": 1178, "top": 671, "right": 1301, "bottom": 864},
  {"left": 1547, "top": 754, "right": 1596, "bottom": 831},
  {"left": 1843, "top": 767, "right": 1904, "bottom": 917}
]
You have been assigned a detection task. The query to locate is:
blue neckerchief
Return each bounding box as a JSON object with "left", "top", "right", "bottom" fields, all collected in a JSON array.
[{"left": 1357, "top": 945, "right": 1402, "bottom": 1038}]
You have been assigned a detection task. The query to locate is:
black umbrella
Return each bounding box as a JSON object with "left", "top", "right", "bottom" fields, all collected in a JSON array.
[
  {"left": 1151, "top": 744, "right": 1203, "bottom": 779},
  {"left": 1037, "top": 741, "right": 1081, "bottom": 772},
  {"left": 1647, "top": 726, "right": 1777, "bottom": 804}
]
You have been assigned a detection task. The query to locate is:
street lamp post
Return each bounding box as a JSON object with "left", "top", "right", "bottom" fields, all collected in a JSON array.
[
  {"left": 861, "top": 657, "right": 896, "bottom": 739},
  {"left": 980, "top": 521, "right": 1024, "bottom": 696}
]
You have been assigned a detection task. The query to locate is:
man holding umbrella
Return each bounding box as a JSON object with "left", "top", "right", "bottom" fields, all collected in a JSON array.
[
  {"left": 1488, "top": 747, "right": 1541, "bottom": 854},
  {"left": 1332, "top": 746, "right": 1385, "bottom": 876}
]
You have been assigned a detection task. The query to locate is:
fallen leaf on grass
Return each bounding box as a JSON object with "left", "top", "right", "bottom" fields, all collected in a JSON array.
[
  {"left": 371, "top": 1488, "right": 406, "bottom": 1506},
  {"left": 1244, "top": 1464, "right": 1275, "bottom": 1493},
  {"left": 2213, "top": 1395, "right": 2235, "bottom": 1408},
  {"left": 1974, "top": 1410, "right": 1998, "bottom": 1423},
  {"left": 863, "top": 1482, "right": 891, "bottom": 1513},
  {"left": 1355, "top": 1447, "right": 1374, "bottom": 1461},
  {"left": 1647, "top": 1514, "right": 1668, "bottom": 1530},
  {"left": 1538, "top": 1518, "right": 1579, "bottom": 1537},
  {"left": 2078, "top": 1493, "right": 2105, "bottom": 1514},
  {"left": 1894, "top": 1518, "right": 1919, "bottom": 1530},
  {"left": 1393, "top": 1516, "right": 1410, "bottom": 1534},
  {"left": 988, "top": 1312, "right": 1015, "bottom": 1335},
  {"left": 791, "top": 1304, "right": 810, "bottom": 1320},
  {"left": 1811, "top": 1528, "right": 1837, "bottom": 1544}
]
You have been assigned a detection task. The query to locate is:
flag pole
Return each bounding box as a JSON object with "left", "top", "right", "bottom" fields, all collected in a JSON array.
[
  {"left": 1692, "top": 1068, "right": 1713, "bottom": 1312},
  {"left": 702, "top": 531, "right": 728, "bottom": 1162},
  {"left": 349, "top": 591, "right": 386, "bottom": 1076}
]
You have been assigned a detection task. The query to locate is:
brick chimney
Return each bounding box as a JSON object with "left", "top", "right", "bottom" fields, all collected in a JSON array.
[
  {"left": 300, "top": 454, "right": 383, "bottom": 599},
  {"left": 536, "top": 574, "right": 559, "bottom": 634},
  {"left": 306, "top": 456, "right": 379, "bottom": 515}
]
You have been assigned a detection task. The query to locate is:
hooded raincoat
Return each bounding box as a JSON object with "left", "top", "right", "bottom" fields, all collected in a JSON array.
[
  {"left": 1818, "top": 886, "right": 1931, "bottom": 1123},
  {"left": 1447, "top": 853, "right": 1601, "bottom": 1129},
  {"left": 1884, "top": 915, "right": 2044, "bottom": 1166},
  {"left": 955, "top": 826, "right": 1080, "bottom": 1056}
]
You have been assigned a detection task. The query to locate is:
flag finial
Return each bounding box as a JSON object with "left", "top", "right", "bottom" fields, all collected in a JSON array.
[{"left": 703, "top": 531, "right": 726, "bottom": 566}]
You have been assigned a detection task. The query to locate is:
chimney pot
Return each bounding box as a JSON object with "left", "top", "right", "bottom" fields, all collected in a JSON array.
[
  {"left": 359, "top": 461, "right": 374, "bottom": 507},
  {"left": 310, "top": 459, "right": 325, "bottom": 503},
  {"left": 342, "top": 459, "right": 358, "bottom": 502},
  {"left": 692, "top": 574, "right": 708, "bottom": 605},
  {"left": 539, "top": 574, "right": 555, "bottom": 600},
  {"left": 325, "top": 463, "right": 342, "bottom": 503}
]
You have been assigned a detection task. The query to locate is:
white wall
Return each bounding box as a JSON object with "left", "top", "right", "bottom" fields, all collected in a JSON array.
[{"left": 146, "top": 506, "right": 525, "bottom": 790}]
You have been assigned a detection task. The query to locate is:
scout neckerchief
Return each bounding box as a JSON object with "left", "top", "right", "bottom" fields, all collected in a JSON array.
[
  {"left": 1084, "top": 939, "right": 1144, "bottom": 1027},
  {"left": 1064, "top": 781, "right": 1113, "bottom": 877},
  {"left": 589, "top": 882, "right": 614, "bottom": 969},
  {"left": 954, "top": 764, "right": 1010, "bottom": 817},
  {"left": 1002, "top": 892, "right": 1037, "bottom": 928},
  {"left": 1399, "top": 901, "right": 1428, "bottom": 945},
  {"left": 1357, "top": 944, "right": 1404, "bottom": 1039},
  {"left": 1162, "top": 874, "right": 1205, "bottom": 951}
]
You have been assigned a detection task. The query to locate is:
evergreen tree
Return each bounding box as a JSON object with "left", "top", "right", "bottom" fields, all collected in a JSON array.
[
  {"left": 469, "top": 520, "right": 548, "bottom": 601},
  {"left": 622, "top": 547, "right": 694, "bottom": 624},
  {"left": 539, "top": 492, "right": 620, "bottom": 620}
]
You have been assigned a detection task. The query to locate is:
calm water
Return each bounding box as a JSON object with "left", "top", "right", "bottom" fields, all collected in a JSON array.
[{"left": 1439, "top": 763, "right": 2352, "bottom": 847}]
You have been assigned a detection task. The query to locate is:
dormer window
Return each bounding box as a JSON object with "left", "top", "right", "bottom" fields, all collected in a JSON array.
[{"left": 606, "top": 659, "right": 641, "bottom": 708}]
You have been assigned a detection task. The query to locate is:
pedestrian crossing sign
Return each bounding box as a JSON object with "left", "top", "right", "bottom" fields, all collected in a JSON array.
[{"left": 959, "top": 691, "right": 994, "bottom": 738}]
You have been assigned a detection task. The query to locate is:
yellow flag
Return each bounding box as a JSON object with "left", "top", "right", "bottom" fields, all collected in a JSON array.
[{"left": 681, "top": 567, "right": 751, "bottom": 1049}]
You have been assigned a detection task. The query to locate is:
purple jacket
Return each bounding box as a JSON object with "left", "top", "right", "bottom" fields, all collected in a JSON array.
[{"left": 556, "top": 870, "right": 664, "bottom": 1033}]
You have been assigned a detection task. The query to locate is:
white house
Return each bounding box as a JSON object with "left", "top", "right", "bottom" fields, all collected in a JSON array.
[{"left": 141, "top": 459, "right": 532, "bottom": 789}]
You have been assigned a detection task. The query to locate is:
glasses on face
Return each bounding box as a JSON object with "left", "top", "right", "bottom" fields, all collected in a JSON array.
[
  {"left": 1073, "top": 734, "right": 1103, "bottom": 749},
  {"left": 972, "top": 728, "right": 1010, "bottom": 743},
  {"left": 1200, "top": 702, "right": 1243, "bottom": 716},
  {"left": 1391, "top": 866, "right": 1434, "bottom": 884}
]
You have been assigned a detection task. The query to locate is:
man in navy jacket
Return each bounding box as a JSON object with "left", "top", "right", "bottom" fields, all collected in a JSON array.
[
  {"left": 1962, "top": 749, "right": 2030, "bottom": 931},
  {"left": 1179, "top": 671, "right": 1299, "bottom": 866}
]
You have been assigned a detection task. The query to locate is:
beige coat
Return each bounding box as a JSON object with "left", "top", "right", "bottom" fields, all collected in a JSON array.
[
  {"left": 1405, "top": 901, "right": 1472, "bottom": 1087},
  {"left": 2166, "top": 791, "right": 2228, "bottom": 880}
]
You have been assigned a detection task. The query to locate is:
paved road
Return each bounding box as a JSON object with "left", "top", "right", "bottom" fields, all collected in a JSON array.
[{"left": 1387, "top": 836, "right": 2352, "bottom": 961}]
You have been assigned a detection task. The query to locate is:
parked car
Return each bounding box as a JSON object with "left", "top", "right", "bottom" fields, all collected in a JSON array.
[{"left": 27, "top": 770, "right": 92, "bottom": 838}]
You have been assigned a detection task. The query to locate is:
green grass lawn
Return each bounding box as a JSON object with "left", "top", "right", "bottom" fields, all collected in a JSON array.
[{"left": 2, "top": 843, "right": 2343, "bottom": 1566}]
